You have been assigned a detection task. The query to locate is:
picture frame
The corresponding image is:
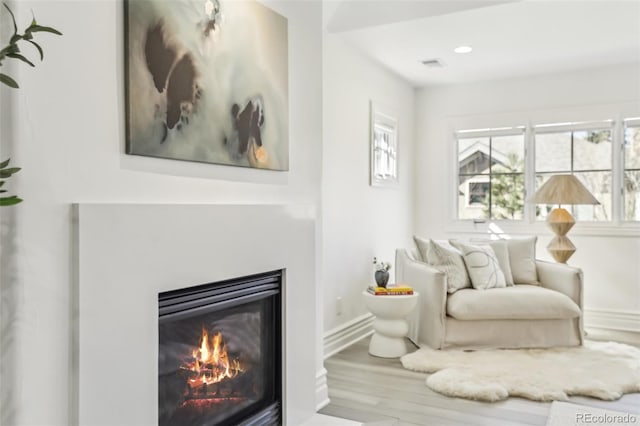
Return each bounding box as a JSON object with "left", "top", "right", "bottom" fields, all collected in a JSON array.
[
  {"left": 124, "top": 0, "right": 289, "bottom": 171},
  {"left": 370, "top": 102, "right": 399, "bottom": 187}
]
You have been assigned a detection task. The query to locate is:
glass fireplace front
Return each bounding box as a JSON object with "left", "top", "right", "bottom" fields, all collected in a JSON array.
[{"left": 158, "top": 271, "right": 282, "bottom": 426}]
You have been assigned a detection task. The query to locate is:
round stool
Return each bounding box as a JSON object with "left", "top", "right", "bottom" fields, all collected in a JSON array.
[{"left": 362, "top": 290, "right": 418, "bottom": 358}]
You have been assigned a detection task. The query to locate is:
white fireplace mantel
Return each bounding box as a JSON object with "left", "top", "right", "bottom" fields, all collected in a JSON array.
[{"left": 72, "top": 203, "right": 318, "bottom": 425}]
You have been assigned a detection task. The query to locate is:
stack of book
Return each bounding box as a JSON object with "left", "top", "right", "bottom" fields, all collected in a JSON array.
[{"left": 367, "top": 284, "right": 414, "bottom": 296}]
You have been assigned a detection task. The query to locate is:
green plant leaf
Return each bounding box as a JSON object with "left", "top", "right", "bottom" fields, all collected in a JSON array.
[
  {"left": 7, "top": 52, "right": 35, "bottom": 67},
  {"left": 3, "top": 3, "right": 18, "bottom": 35},
  {"left": 26, "top": 40, "right": 43, "bottom": 60},
  {"left": 0, "top": 158, "right": 10, "bottom": 169},
  {"left": 28, "top": 25, "right": 62, "bottom": 36},
  {"left": 0, "top": 167, "right": 21, "bottom": 178},
  {"left": 0, "top": 73, "right": 19, "bottom": 88},
  {"left": 0, "top": 196, "right": 23, "bottom": 206}
]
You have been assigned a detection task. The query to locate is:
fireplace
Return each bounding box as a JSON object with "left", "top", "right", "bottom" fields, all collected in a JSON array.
[{"left": 158, "top": 270, "right": 282, "bottom": 426}]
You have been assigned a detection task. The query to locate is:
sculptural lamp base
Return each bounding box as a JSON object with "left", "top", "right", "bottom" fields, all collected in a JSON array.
[{"left": 546, "top": 208, "right": 576, "bottom": 264}]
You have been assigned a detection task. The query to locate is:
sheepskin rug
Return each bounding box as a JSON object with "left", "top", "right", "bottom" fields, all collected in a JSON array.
[{"left": 400, "top": 341, "right": 640, "bottom": 402}]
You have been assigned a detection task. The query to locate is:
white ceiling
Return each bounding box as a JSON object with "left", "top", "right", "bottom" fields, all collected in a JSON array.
[{"left": 327, "top": 0, "right": 640, "bottom": 87}]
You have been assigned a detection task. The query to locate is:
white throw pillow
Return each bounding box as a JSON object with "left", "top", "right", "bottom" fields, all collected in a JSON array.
[
  {"left": 450, "top": 239, "right": 514, "bottom": 287},
  {"left": 413, "top": 236, "right": 456, "bottom": 260},
  {"left": 450, "top": 241, "right": 506, "bottom": 290},
  {"left": 413, "top": 235, "right": 432, "bottom": 262},
  {"left": 413, "top": 236, "right": 471, "bottom": 293},
  {"left": 487, "top": 240, "right": 514, "bottom": 287},
  {"left": 507, "top": 237, "right": 539, "bottom": 285}
]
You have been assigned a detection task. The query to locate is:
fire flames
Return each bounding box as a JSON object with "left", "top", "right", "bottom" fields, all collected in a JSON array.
[{"left": 182, "top": 327, "right": 243, "bottom": 390}]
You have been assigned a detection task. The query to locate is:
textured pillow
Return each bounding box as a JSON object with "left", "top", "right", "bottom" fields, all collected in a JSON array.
[
  {"left": 413, "top": 236, "right": 471, "bottom": 293},
  {"left": 450, "top": 241, "right": 506, "bottom": 290},
  {"left": 507, "top": 237, "right": 539, "bottom": 284},
  {"left": 450, "top": 239, "right": 514, "bottom": 287}
]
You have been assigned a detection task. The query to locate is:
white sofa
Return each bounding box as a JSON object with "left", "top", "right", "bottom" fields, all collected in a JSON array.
[{"left": 395, "top": 247, "right": 584, "bottom": 350}]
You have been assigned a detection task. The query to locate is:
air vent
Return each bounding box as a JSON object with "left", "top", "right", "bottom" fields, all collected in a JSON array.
[{"left": 421, "top": 58, "right": 445, "bottom": 68}]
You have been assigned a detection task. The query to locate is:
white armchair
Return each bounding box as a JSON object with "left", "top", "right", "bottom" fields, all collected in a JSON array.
[{"left": 395, "top": 248, "right": 584, "bottom": 350}]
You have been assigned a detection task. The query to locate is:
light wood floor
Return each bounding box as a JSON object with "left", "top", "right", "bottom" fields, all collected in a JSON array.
[{"left": 320, "top": 337, "right": 640, "bottom": 426}]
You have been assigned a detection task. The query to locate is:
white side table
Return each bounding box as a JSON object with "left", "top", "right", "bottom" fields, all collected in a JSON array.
[{"left": 362, "top": 290, "right": 419, "bottom": 358}]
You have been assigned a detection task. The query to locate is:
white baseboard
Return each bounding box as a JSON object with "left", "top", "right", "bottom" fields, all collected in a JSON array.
[
  {"left": 584, "top": 308, "right": 640, "bottom": 333},
  {"left": 318, "top": 314, "right": 374, "bottom": 411},
  {"left": 323, "top": 313, "right": 375, "bottom": 360},
  {"left": 315, "top": 368, "right": 330, "bottom": 411},
  {"left": 584, "top": 308, "right": 640, "bottom": 345}
]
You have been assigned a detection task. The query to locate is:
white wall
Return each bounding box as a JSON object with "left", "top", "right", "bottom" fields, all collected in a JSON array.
[
  {"left": 415, "top": 64, "right": 640, "bottom": 324},
  {"left": 322, "top": 7, "right": 416, "bottom": 333},
  {"left": 0, "top": 1, "right": 323, "bottom": 424}
]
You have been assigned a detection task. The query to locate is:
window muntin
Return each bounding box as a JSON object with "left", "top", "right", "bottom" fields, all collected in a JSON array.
[
  {"left": 457, "top": 132, "right": 525, "bottom": 220},
  {"left": 534, "top": 128, "right": 612, "bottom": 222},
  {"left": 624, "top": 124, "right": 640, "bottom": 221}
]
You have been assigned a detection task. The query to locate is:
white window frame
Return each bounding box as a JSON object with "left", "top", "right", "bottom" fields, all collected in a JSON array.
[
  {"left": 532, "top": 120, "right": 614, "bottom": 223},
  {"left": 455, "top": 126, "right": 527, "bottom": 222},
  {"left": 623, "top": 117, "right": 640, "bottom": 222},
  {"left": 450, "top": 117, "right": 640, "bottom": 237}
]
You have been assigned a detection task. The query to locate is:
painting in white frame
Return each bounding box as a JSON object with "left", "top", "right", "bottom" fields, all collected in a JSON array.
[{"left": 370, "top": 102, "right": 398, "bottom": 186}]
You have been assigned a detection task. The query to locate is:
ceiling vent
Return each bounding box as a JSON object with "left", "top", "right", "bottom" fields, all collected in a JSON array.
[{"left": 421, "top": 58, "right": 445, "bottom": 68}]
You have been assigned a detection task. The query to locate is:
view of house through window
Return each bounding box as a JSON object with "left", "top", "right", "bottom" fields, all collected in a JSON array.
[
  {"left": 457, "top": 132, "right": 525, "bottom": 220},
  {"left": 455, "top": 121, "right": 631, "bottom": 223},
  {"left": 535, "top": 127, "right": 612, "bottom": 222},
  {"left": 624, "top": 122, "right": 640, "bottom": 221}
]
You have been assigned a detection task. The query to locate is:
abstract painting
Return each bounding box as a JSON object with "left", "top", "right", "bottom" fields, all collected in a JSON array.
[{"left": 125, "top": 0, "right": 289, "bottom": 170}]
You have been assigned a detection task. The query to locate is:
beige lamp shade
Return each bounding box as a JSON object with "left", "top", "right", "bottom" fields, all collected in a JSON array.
[
  {"left": 530, "top": 174, "right": 600, "bottom": 264},
  {"left": 531, "top": 175, "right": 600, "bottom": 205}
]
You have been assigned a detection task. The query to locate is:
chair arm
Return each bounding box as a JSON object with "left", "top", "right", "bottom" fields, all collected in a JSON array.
[
  {"left": 395, "top": 249, "right": 447, "bottom": 349},
  {"left": 536, "top": 260, "right": 583, "bottom": 308}
]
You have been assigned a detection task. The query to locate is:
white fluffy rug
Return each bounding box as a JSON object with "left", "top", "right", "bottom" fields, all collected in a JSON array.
[{"left": 400, "top": 341, "right": 640, "bottom": 402}]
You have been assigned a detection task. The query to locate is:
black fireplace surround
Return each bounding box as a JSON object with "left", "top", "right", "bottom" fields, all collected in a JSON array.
[{"left": 158, "top": 270, "right": 282, "bottom": 426}]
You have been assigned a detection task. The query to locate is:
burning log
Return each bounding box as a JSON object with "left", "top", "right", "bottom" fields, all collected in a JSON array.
[
  {"left": 182, "top": 368, "right": 255, "bottom": 398},
  {"left": 179, "top": 326, "right": 253, "bottom": 399}
]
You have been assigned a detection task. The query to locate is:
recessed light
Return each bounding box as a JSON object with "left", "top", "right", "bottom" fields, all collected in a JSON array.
[{"left": 454, "top": 46, "right": 473, "bottom": 54}]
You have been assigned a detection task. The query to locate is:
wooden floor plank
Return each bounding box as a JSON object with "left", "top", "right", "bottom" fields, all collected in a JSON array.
[{"left": 322, "top": 336, "right": 640, "bottom": 426}]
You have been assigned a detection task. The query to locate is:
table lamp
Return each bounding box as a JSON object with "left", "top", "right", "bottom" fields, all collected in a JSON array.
[{"left": 530, "top": 174, "right": 600, "bottom": 263}]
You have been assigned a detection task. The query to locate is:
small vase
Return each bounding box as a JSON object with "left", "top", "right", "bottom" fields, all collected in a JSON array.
[{"left": 374, "top": 270, "right": 390, "bottom": 288}]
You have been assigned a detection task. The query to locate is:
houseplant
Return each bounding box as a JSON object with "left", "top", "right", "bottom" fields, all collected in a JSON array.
[{"left": 0, "top": 3, "right": 61, "bottom": 206}]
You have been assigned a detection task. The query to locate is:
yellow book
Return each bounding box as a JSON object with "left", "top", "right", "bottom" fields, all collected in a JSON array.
[
  {"left": 386, "top": 284, "right": 413, "bottom": 291},
  {"left": 367, "top": 285, "right": 413, "bottom": 295}
]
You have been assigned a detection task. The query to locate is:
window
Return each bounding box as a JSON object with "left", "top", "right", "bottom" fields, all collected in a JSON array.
[
  {"left": 455, "top": 119, "right": 640, "bottom": 225},
  {"left": 457, "top": 130, "right": 525, "bottom": 220},
  {"left": 468, "top": 182, "right": 490, "bottom": 206},
  {"left": 624, "top": 119, "right": 640, "bottom": 221},
  {"left": 370, "top": 103, "right": 398, "bottom": 186},
  {"left": 534, "top": 125, "right": 613, "bottom": 221}
]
